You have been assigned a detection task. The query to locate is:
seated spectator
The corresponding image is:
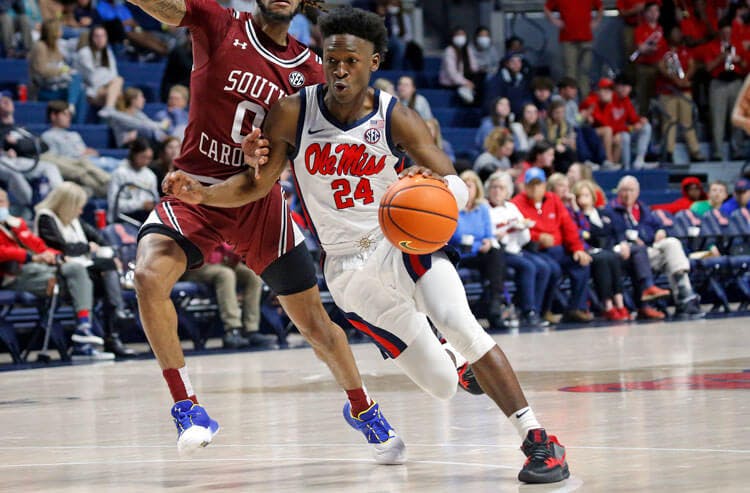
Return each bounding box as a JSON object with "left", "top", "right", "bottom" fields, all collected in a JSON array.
[
  {"left": 96, "top": 0, "right": 168, "bottom": 57},
  {"left": 484, "top": 51, "right": 532, "bottom": 117},
  {"left": 160, "top": 33, "right": 192, "bottom": 102},
  {"left": 396, "top": 76, "right": 433, "bottom": 121},
  {"left": 613, "top": 75, "right": 653, "bottom": 169},
  {"left": 512, "top": 167, "right": 594, "bottom": 323},
  {"left": 373, "top": 77, "right": 396, "bottom": 95},
  {"left": 0, "top": 92, "right": 63, "bottom": 209},
  {"left": 504, "top": 36, "right": 533, "bottom": 78},
  {"left": 155, "top": 84, "right": 189, "bottom": 140},
  {"left": 485, "top": 171, "right": 549, "bottom": 328},
  {"left": 439, "top": 26, "right": 478, "bottom": 105},
  {"left": 469, "top": 26, "right": 500, "bottom": 80},
  {"left": 74, "top": 0, "right": 102, "bottom": 29},
  {"left": 573, "top": 179, "right": 670, "bottom": 320},
  {"left": 633, "top": 2, "right": 668, "bottom": 115},
  {"left": 475, "top": 97, "right": 513, "bottom": 152},
  {"left": 704, "top": 18, "right": 747, "bottom": 160},
  {"left": 29, "top": 19, "right": 86, "bottom": 121},
  {"left": 607, "top": 175, "right": 704, "bottom": 318},
  {"left": 150, "top": 136, "right": 180, "bottom": 195},
  {"left": 41, "top": 100, "right": 111, "bottom": 197},
  {"left": 691, "top": 180, "right": 729, "bottom": 216},
  {"left": 547, "top": 172, "right": 576, "bottom": 211},
  {"left": 74, "top": 25, "right": 124, "bottom": 111},
  {"left": 182, "top": 242, "right": 277, "bottom": 349},
  {"left": 531, "top": 77, "right": 554, "bottom": 120},
  {"left": 424, "top": 118, "right": 455, "bottom": 164},
  {"left": 100, "top": 87, "right": 168, "bottom": 148},
  {"left": 0, "top": 187, "right": 110, "bottom": 359},
  {"left": 653, "top": 177, "right": 707, "bottom": 214},
  {"left": 375, "top": 0, "right": 413, "bottom": 70},
  {"left": 546, "top": 99, "right": 577, "bottom": 173},
  {"left": 61, "top": 0, "right": 97, "bottom": 39},
  {"left": 473, "top": 127, "right": 514, "bottom": 181},
  {"left": 34, "top": 182, "right": 136, "bottom": 358},
  {"left": 510, "top": 103, "right": 546, "bottom": 154},
  {"left": 107, "top": 137, "right": 158, "bottom": 223},
  {"left": 566, "top": 162, "right": 605, "bottom": 207},
  {"left": 516, "top": 141, "right": 555, "bottom": 190},
  {"left": 0, "top": 0, "right": 31, "bottom": 58},
  {"left": 657, "top": 26, "right": 705, "bottom": 163},
  {"left": 556, "top": 76, "right": 606, "bottom": 165},
  {"left": 720, "top": 178, "right": 750, "bottom": 216},
  {"left": 448, "top": 170, "right": 506, "bottom": 330}
]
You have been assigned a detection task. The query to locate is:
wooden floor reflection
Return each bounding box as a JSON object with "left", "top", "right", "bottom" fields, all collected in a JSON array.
[{"left": 1, "top": 317, "right": 748, "bottom": 492}]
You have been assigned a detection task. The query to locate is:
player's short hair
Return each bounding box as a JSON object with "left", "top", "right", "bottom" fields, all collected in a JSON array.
[{"left": 319, "top": 6, "right": 388, "bottom": 57}]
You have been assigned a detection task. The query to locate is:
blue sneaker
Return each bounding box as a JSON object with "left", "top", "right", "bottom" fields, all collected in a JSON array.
[
  {"left": 343, "top": 401, "right": 406, "bottom": 464},
  {"left": 171, "top": 400, "right": 220, "bottom": 456},
  {"left": 71, "top": 324, "right": 104, "bottom": 345}
]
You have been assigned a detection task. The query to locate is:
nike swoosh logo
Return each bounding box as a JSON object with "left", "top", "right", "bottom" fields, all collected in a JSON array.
[
  {"left": 308, "top": 128, "right": 326, "bottom": 135},
  {"left": 515, "top": 409, "right": 529, "bottom": 419}
]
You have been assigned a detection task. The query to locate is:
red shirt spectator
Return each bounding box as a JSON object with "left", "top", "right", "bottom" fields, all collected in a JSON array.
[
  {"left": 732, "top": 17, "right": 750, "bottom": 54},
  {"left": 545, "top": 0, "right": 603, "bottom": 42},
  {"left": 608, "top": 92, "right": 640, "bottom": 133},
  {"left": 634, "top": 20, "right": 667, "bottom": 64},
  {"left": 652, "top": 177, "right": 707, "bottom": 214},
  {"left": 656, "top": 45, "right": 693, "bottom": 94},
  {"left": 512, "top": 189, "right": 583, "bottom": 253},
  {"left": 0, "top": 217, "right": 60, "bottom": 283},
  {"left": 680, "top": 13, "right": 713, "bottom": 60},
  {"left": 703, "top": 37, "right": 748, "bottom": 78},
  {"left": 617, "top": 0, "right": 661, "bottom": 27}
]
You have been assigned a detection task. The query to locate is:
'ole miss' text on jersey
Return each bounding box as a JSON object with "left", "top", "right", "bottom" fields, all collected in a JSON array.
[{"left": 177, "top": 0, "right": 324, "bottom": 183}]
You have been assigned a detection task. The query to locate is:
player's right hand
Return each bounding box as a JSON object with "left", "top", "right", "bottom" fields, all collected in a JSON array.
[
  {"left": 163, "top": 170, "right": 205, "bottom": 204},
  {"left": 397, "top": 165, "right": 446, "bottom": 184},
  {"left": 241, "top": 128, "right": 270, "bottom": 179}
]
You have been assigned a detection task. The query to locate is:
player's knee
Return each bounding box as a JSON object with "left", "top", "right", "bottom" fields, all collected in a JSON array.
[
  {"left": 134, "top": 263, "right": 172, "bottom": 299},
  {"left": 425, "top": 367, "right": 458, "bottom": 401}
]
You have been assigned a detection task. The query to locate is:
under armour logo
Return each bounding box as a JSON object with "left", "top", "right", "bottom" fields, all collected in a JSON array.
[{"left": 233, "top": 39, "right": 247, "bottom": 49}]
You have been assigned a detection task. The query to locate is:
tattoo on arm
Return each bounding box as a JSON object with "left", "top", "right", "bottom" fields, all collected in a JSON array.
[{"left": 128, "top": 0, "right": 187, "bottom": 26}]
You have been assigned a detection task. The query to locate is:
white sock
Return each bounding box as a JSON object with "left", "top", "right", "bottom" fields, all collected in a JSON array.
[
  {"left": 509, "top": 406, "right": 542, "bottom": 439},
  {"left": 441, "top": 340, "right": 468, "bottom": 368}
]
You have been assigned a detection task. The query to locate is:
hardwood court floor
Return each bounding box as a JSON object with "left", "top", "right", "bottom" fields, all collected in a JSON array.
[{"left": 1, "top": 317, "right": 748, "bottom": 492}]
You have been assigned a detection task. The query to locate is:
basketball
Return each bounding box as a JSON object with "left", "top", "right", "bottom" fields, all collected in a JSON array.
[{"left": 378, "top": 175, "right": 459, "bottom": 254}]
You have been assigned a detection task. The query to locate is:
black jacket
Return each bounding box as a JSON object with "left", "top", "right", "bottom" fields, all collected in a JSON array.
[{"left": 36, "top": 214, "right": 108, "bottom": 257}]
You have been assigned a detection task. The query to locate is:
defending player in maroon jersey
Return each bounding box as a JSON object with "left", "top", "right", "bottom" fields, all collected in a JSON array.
[{"left": 129, "top": 0, "right": 404, "bottom": 463}]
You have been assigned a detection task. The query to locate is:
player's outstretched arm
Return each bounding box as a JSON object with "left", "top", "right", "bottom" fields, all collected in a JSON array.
[
  {"left": 731, "top": 75, "right": 750, "bottom": 134},
  {"left": 128, "top": 0, "right": 186, "bottom": 26}
]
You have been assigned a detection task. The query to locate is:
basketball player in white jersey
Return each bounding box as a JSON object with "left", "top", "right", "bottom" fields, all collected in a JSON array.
[{"left": 164, "top": 6, "right": 570, "bottom": 484}]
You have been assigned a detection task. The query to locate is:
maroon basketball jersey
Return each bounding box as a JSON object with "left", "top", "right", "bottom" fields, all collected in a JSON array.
[{"left": 176, "top": 0, "right": 324, "bottom": 183}]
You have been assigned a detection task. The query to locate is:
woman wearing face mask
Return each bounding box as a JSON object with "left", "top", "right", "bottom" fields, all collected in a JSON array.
[
  {"left": 469, "top": 26, "right": 500, "bottom": 80},
  {"left": 376, "top": 0, "right": 412, "bottom": 70},
  {"left": 439, "top": 27, "right": 479, "bottom": 105}
]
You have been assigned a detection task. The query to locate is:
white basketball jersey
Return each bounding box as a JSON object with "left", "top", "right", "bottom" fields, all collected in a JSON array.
[{"left": 290, "top": 84, "right": 403, "bottom": 256}]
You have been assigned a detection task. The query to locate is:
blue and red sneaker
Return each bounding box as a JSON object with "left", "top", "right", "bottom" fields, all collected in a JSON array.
[
  {"left": 343, "top": 401, "right": 406, "bottom": 464},
  {"left": 171, "top": 400, "right": 220, "bottom": 456},
  {"left": 518, "top": 428, "right": 570, "bottom": 483}
]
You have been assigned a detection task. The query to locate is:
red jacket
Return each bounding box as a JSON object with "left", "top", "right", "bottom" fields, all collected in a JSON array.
[
  {"left": 1, "top": 218, "right": 59, "bottom": 281},
  {"left": 652, "top": 176, "right": 707, "bottom": 214},
  {"left": 634, "top": 22, "right": 667, "bottom": 65},
  {"left": 511, "top": 191, "right": 584, "bottom": 254},
  {"left": 545, "top": 0, "right": 602, "bottom": 42}
]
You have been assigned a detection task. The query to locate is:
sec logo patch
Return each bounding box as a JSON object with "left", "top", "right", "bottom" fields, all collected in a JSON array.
[
  {"left": 289, "top": 71, "right": 305, "bottom": 88},
  {"left": 364, "top": 128, "right": 381, "bottom": 144}
]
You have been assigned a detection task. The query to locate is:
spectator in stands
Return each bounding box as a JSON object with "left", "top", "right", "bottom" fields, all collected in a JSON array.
[
  {"left": 547, "top": 172, "right": 577, "bottom": 212},
  {"left": 484, "top": 52, "right": 532, "bottom": 117},
  {"left": 680, "top": 0, "right": 716, "bottom": 116},
  {"left": 372, "top": 77, "right": 396, "bottom": 95},
  {"left": 485, "top": 171, "right": 548, "bottom": 328},
  {"left": 474, "top": 127, "right": 514, "bottom": 181},
  {"left": 512, "top": 167, "right": 594, "bottom": 323},
  {"left": 107, "top": 137, "right": 157, "bottom": 223},
  {"left": 40, "top": 100, "right": 110, "bottom": 198},
  {"left": 566, "top": 162, "right": 606, "bottom": 207},
  {"left": 0, "top": 92, "right": 63, "bottom": 209},
  {"left": 375, "top": 0, "right": 411, "bottom": 70},
  {"left": 469, "top": 26, "right": 500, "bottom": 80},
  {"left": 657, "top": 26, "right": 706, "bottom": 163},
  {"left": 74, "top": 0, "right": 102, "bottom": 28},
  {"left": 0, "top": 187, "right": 109, "bottom": 359},
  {"left": 510, "top": 103, "right": 546, "bottom": 154},
  {"left": 181, "top": 242, "right": 277, "bottom": 349},
  {"left": 448, "top": 170, "right": 507, "bottom": 330},
  {"left": 556, "top": 76, "right": 607, "bottom": 165},
  {"left": 475, "top": 98, "right": 513, "bottom": 154},
  {"left": 580, "top": 79, "right": 617, "bottom": 167},
  {"left": 75, "top": 25, "right": 124, "bottom": 112},
  {"left": 516, "top": 141, "right": 555, "bottom": 190},
  {"left": 155, "top": 84, "right": 189, "bottom": 140},
  {"left": 633, "top": 2, "right": 668, "bottom": 115},
  {"left": 572, "top": 179, "right": 670, "bottom": 320},
  {"left": 704, "top": 18, "right": 748, "bottom": 160},
  {"left": 720, "top": 178, "right": 750, "bottom": 215},
  {"left": 531, "top": 77, "right": 555, "bottom": 120},
  {"left": 34, "top": 182, "right": 137, "bottom": 358},
  {"left": 396, "top": 75, "right": 432, "bottom": 121},
  {"left": 29, "top": 19, "right": 86, "bottom": 122},
  {"left": 546, "top": 99, "right": 577, "bottom": 173},
  {"left": 612, "top": 75, "right": 656, "bottom": 168},
  {"left": 61, "top": 0, "right": 96, "bottom": 39},
  {"left": 691, "top": 180, "right": 728, "bottom": 216},
  {"left": 96, "top": 0, "right": 168, "bottom": 57},
  {"left": 100, "top": 87, "right": 168, "bottom": 148},
  {"left": 607, "top": 175, "right": 704, "bottom": 318},
  {"left": 424, "top": 118, "right": 455, "bottom": 164},
  {"left": 0, "top": 0, "right": 31, "bottom": 58},
  {"left": 618, "top": 0, "right": 662, "bottom": 76},
  {"left": 439, "top": 26, "right": 478, "bottom": 105},
  {"left": 653, "top": 176, "right": 707, "bottom": 214},
  {"left": 160, "top": 33, "right": 192, "bottom": 102},
  {"left": 544, "top": 0, "right": 603, "bottom": 96},
  {"left": 149, "top": 136, "right": 179, "bottom": 194}
]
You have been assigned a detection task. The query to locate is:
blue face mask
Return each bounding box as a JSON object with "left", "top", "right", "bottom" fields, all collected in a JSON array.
[{"left": 0, "top": 207, "right": 8, "bottom": 223}]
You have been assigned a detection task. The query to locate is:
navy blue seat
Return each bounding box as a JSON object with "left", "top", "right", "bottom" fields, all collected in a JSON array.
[
  {"left": 143, "top": 102, "right": 167, "bottom": 119},
  {"left": 14, "top": 102, "right": 48, "bottom": 124},
  {"left": 593, "top": 170, "right": 670, "bottom": 193},
  {"left": 421, "top": 88, "right": 457, "bottom": 107},
  {"left": 432, "top": 107, "right": 483, "bottom": 128}
]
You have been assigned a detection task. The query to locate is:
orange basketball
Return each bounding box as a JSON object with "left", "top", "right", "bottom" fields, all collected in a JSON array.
[{"left": 378, "top": 175, "right": 459, "bottom": 254}]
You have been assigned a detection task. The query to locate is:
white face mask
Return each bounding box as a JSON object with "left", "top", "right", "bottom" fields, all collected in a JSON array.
[
  {"left": 387, "top": 5, "right": 400, "bottom": 14},
  {"left": 476, "top": 36, "right": 491, "bottom": 49},
  {"left": 0, "top": 207, "right": 8, "bottom": 223},
  {"left": 453, "top": 35, "right": 467, "bottom": 48}
]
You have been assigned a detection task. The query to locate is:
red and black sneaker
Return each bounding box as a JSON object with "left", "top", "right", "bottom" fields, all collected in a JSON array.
[
  {"left": 457, "top": 362, "right": 484, "bottom": 395},
  {"left": 518, "top": 429, "right": 570, "bottom": 484}
]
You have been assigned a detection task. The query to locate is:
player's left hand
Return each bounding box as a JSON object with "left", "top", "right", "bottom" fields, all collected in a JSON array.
[
  {"left": 241, "top": 128, "right": 270, "bottom": 179},
  {"left": 398, "top": 165, "right": 447, "bottom": 184},
  {"left": 163, "top": 170, "right": 205, "bottom": 204}
]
